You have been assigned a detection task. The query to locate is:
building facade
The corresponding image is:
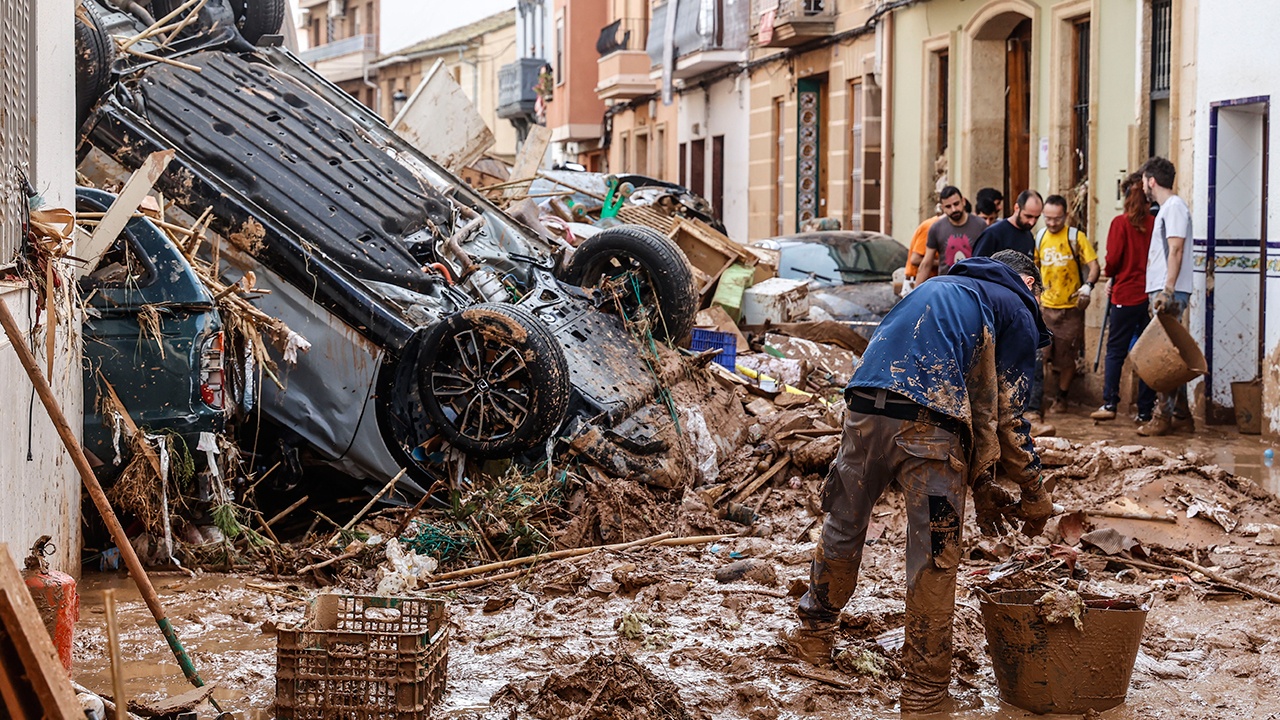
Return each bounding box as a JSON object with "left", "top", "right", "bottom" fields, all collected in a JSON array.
[
  {"left": 372, "top": 11, "right": 519, "bottom": 161},
  {"left": 296, "top": 0, "right": 382, "bottom": 107},
  {"left": 1183, "top": 0, "right": 1280, "bottom": 432},
  {"left": 1, "top": 0, "right": 81, "bottom": 574},
  {"left": 745, "top": 0, "right": 883, "bottom": 239}
]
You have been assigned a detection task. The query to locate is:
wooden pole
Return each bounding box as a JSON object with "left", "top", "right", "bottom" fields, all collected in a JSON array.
[
  {"left": 0, "top": 299, "right": 219, "bottom": 707},
  {"left": 103, "top": 591, "right": 127, "bottom": 720}
]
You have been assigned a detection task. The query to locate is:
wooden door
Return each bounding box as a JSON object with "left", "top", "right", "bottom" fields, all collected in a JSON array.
[
  {"left": 1005, "top": 19, "right": 1032, "bottom": 202},
  {"left": 711, "top": 135, "right": 725, "bottom": 221}
]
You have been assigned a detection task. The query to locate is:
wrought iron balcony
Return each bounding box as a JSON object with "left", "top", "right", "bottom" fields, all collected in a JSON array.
[{"left": 752, "top": 0, "right": 835, "bottom": 47}]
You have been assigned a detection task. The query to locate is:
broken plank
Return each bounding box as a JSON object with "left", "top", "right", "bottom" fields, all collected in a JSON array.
[
  {"left": 126, "top": 683, "right": 216, "bottom": 718},
  {"left": 0, "top": 545, "right": 84, "bottom": 719},
  {"left": 79, "top": 149, "right": 174, "bottom": 278},
  {"left": 730, "top": 454, "right": 792, "bottom": 505},
  {"left": 504, "top": 124, "right": 552, "bottom": 199}
]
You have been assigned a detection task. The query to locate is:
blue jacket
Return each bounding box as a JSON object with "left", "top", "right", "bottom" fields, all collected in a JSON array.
[{"left": 848, "top": 257, "right": 1050, "bottom": 486}]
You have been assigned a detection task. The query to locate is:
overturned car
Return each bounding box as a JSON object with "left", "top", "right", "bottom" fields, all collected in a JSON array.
[{"left": 75, "top": 0, "right": 700, "bottom": 492}]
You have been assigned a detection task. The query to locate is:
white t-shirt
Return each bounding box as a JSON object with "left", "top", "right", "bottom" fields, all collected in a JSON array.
[{"left": 1146, "top": 194, "right": 1194, "bottom": 294}]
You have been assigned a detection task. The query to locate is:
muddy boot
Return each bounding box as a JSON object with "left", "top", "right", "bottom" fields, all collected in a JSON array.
[
  {"left": 901, "top": 693, "right": 983, "bottom": 716},
  {"left": 1137, "top": 415, "right": 1171, "bottom": 437},
  {"left": 779, "top": 620, "right": 836, "bottom": 667},
  {"left": 1172, "top": 415, "right": 1195, "bottom": 432}
]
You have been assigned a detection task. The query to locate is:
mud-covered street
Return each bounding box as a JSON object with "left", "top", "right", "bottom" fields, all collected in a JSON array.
[{"left": 70, "top": 407, "right": 1280, "bottom": 719}]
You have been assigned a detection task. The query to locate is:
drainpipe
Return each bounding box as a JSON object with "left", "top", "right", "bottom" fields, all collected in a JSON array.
[
  {"left": 362, "top": 57, "right": 381, "bottom": 119},
  {"left": 879, "top": 3, "right": 895, "bottom": 236}
]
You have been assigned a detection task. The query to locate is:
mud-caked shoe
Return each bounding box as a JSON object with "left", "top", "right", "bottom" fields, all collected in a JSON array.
[
  {"left": 1090, "top": 405, "right": 1117, "bottom": 421},
  {"left": 1137, "top": 415, "right": 1172, "bottom": 437},
  {"left": 1172, "top": 415, "right": 1195, "bottom": 432},
  {"left": 779, "top": 621, "right": 836, "bottom": 667}
]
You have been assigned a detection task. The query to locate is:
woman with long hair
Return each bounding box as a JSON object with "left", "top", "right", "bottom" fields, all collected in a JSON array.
[{"left": 1091, "top": 172, "right": 1158, "bottom": 422}]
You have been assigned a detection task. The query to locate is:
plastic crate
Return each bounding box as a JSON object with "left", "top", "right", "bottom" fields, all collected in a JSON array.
[
  {"left": 689, "top": 328, "right": 737, "bottom": 369},
  {"left": 275, "top": 595, "right": 448, "bottom": 720}
]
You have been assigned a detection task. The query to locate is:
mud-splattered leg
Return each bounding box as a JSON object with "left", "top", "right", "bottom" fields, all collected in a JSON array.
[
  {"left": 895, "top": 423, "right": 967, "bottom": 713},
  {"left": 797, "top": 412, "right": 896, "bottom": 625}
]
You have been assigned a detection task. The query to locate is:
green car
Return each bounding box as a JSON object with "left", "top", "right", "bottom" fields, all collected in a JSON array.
[{"left": 78, "top": 187, "right": 229, "bottom": 479}]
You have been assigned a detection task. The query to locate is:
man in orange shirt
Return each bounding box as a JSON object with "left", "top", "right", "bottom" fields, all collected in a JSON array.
[{"left": 902, "top": 208, "right": 941, "bottom": 295}]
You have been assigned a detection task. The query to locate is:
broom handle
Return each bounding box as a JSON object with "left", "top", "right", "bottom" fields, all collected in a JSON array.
[{"left": 0, "top": 298, "right": 220, "bottom": 708}]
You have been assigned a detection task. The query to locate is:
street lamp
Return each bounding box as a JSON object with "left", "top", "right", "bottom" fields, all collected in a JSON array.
[{"left": 392, "top": 89, "right": 409, "bottom": 116}]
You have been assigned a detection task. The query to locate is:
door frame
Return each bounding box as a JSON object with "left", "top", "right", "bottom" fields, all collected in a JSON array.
[{"left": 1205, "top": 95, "right": 1271, "bottom": 423}]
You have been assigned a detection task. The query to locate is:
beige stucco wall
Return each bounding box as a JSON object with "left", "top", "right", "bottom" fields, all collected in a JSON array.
[
  {"left": 745, "top": 35, "right": 879, "bottom": 241},
  {"left": 889, "top": 0, "right": 1142, "bottom": 253}
]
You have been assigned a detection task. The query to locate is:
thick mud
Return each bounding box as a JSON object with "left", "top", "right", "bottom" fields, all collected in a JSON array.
[{"left": 73, "top": 408, "right": 1280, "bottom": 719}]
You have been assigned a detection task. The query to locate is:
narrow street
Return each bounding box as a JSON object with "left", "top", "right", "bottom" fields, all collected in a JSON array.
[
  {"left": 4, "top": 1, "right": 1280, "bottom": 719},
  {"left": 70, "top": 407, "right": 1280, "bottom": 719}
]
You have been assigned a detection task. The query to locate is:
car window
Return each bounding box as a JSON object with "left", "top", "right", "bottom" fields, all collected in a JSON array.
[
  {"left": 830, "top": 238, "right": 906, "bottom": 278},
  {"left": 779, "top": 244, "right": 842, "bottom": 283}
]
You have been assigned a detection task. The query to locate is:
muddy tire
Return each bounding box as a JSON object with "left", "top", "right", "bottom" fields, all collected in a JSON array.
[
  {"left": 151, "top": 0, "right": 284, "bottom": 44},
  {"left": 75, "top": 6, "right": 114, "bottom": 131},
  {"left": 419, "top": 303, "right": 570, "bottom": 459},
  {"left": 233, "top": 0, "right": 286, "bottom": 45},
  {"left": 562, "top": 225, "right": 697, "bottom": 342}
]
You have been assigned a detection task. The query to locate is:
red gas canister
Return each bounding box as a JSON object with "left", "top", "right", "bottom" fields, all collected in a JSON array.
[{"left": 23, "top": 536, "right": 79, "bottom": 672}]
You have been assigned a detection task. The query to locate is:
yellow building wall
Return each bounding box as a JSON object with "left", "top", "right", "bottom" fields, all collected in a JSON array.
[{"left": 889, "top": 0, "right": 1142, "bottom": 253}]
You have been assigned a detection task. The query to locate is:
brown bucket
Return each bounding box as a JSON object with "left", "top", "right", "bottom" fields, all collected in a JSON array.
[
  {"left": 978, "top": 589, "right": 1150, "bottom": 715},
  {"left": 1232, "top": 379, "right": 1263, "bottom": 434},
  {"left": 1130, "top": 314, "right": 1206, "bottom": 392}
]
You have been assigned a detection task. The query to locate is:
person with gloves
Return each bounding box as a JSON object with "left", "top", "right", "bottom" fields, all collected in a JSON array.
[
  {"left": 1034, "top": 194, "right": 1100, "bottom": 413},
  {"left": 785, "top": 250, "right": 1055, "bottom": 714}
]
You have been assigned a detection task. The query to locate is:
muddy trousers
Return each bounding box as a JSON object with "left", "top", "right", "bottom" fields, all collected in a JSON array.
[{"left": 797, "top": 410, "right": 967, "bottom": 711}]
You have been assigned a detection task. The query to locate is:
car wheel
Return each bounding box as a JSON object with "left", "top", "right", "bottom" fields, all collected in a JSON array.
[
  {"left": 151, "top": 0, "right": 284, "bottom": 45},
  {"left": 75, "top": 6, "right": 114, "bottom": 131},
  {"left": 562, "top": 224, "right": 697, "bottom": 342},
  {"left": 232, "top": 0, "right": 285, "bottom": 45},
  {"left": 419, "top": 303, "right": 570, "bottom": 459}
]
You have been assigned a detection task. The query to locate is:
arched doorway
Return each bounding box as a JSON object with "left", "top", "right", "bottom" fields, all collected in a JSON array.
[{"left": 964, "top": 7, "right": 1035, "bottom": 203}]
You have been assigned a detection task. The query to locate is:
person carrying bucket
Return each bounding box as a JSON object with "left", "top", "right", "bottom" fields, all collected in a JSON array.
[
  {"left": 1137, "top": 157, "right": 1196, "bottom": 437},
  {"left": 783, "top": 251, "right": 1057, "bottom": 714}
]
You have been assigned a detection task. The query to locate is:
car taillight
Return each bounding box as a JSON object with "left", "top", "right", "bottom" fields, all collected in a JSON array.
[{"left": 200, "top": 331, "right": 225, "bottom": 411}]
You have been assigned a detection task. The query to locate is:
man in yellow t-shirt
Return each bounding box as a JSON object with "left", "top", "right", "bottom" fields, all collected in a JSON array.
[
  {"left": 901, "top": 209, "right": 942, "bottom": 296},
  {"left": 1034, "top": 194, "right": 1100, "bottom": 413}
]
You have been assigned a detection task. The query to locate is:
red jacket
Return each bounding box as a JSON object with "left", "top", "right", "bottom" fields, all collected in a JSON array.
[{"left": 1105, "top": 214, "right": 1154, "bottom": 307}]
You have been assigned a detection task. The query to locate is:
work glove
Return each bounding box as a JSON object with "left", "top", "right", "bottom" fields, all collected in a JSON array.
[
  {"left": 900, "top": 277, "right": 915, "bottom": 298},
  {"left": 1152, "top": 288, "right": 1175, "bottom": 314},
  {"left": 1014, "top": 481, "right": 1058, "bottom": 538},
  {"left": 972, "top": 476, "right": 1019, "bottom": 537},
  {"left": 1073, "top": 283, "right": 1092, "bottom": 310}
]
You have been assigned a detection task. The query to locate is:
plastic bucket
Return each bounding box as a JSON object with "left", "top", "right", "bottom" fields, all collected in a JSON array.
[
  {"left": 1232, "top": 379, "right": 1263, "bottom": 434},
  {"left": 978, "top": 590, "right": 1149, "bottom": 715},
  {"left": 1130, "top": 314, "right": 1206, "bottom": 392}
]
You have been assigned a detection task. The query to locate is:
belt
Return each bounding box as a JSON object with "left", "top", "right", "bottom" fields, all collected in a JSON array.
[{"left": 845, "top": 387, "right": 970, "bottom": 454}]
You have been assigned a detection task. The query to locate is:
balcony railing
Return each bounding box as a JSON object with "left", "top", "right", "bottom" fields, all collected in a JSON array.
[
  {"left": 752, "top": 0, "right": 835, "bottom": 47},
  {"left": 597, "top": 17, "right": 650, "bottom": 57},
  {"left": 498, "top": 57, "right": 546, "bottom": 120},
  {"left": 647, "top": 0, "right": 750, "bottom": 77},
  {"left": 298, "top": 33, "right": 376, "bottom": 63}
]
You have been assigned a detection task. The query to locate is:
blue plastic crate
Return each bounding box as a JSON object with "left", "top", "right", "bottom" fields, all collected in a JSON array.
[{"left": 689, "top": 328, "right": 737, "bottom": 369}]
